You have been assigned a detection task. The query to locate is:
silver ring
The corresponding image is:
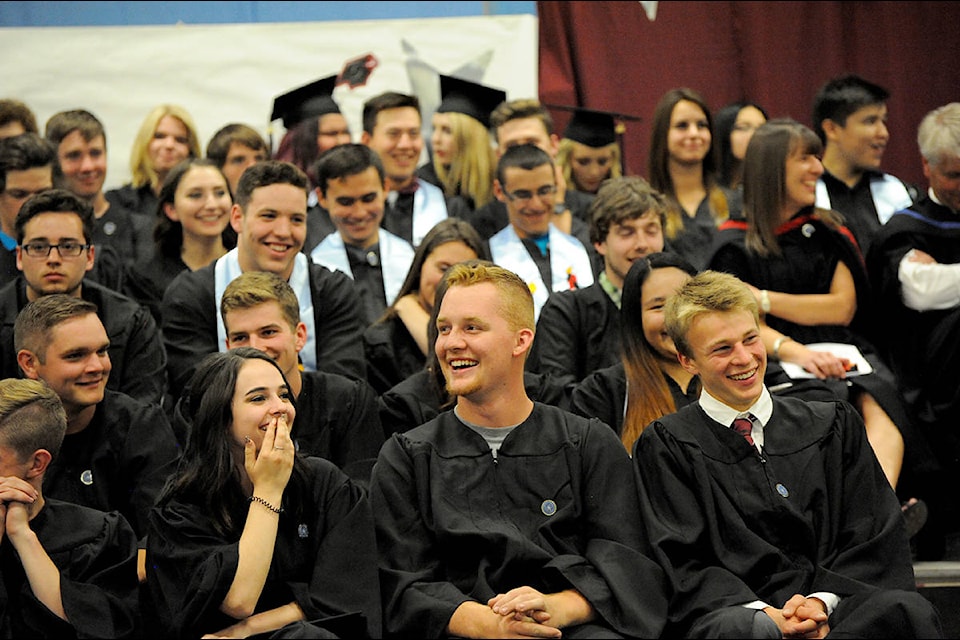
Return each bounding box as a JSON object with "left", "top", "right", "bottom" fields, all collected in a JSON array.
[{"left": 273, "top": 446, "right": 285, "bottom": 450}]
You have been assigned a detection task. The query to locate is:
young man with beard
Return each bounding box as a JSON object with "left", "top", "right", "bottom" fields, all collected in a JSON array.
[
  {"left": 14, "top": 294, "right": 180, "bottom": 583},
  {"left": 370, "top": 260, "right": 667, "bottom": 639}
]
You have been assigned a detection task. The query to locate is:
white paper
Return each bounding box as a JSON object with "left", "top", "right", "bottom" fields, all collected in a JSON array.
[{"left": 778, "top": 342, "right": 873, "bottom": 379}]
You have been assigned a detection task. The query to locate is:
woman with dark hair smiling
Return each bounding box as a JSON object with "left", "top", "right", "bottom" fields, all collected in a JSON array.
[{"left": 145, "top": 348, "right": 380, "bottom": 639}]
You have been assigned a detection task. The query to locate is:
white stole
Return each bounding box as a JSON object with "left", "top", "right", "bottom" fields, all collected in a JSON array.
[
  {"left": 310, "top": 229, "right": 414, "bottom": 305},
  {"left": 214, "top": 249, "right": 317, "bottom": 371},
  {"left": 815, "top": 173, "right": 913, "bottom": 224},
  {"left": 488, "top": 223, "right": 595, "bottom": 321},
  {"left": 411, "top": 180, "right": 448, "bottom": 247}
]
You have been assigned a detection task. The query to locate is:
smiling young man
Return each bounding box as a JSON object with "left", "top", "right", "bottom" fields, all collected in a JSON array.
[
  {"left": 218, "top": 270, "right": 384, "bottom": 482},
  {"left": 487, "top": 143, "right": 595, "bottom": 321},
  {"left": 160, "top": 160, "right": 365, "bottom": 398},
  {"left": 45, "top": 109, "right": 153, "bottom": 270},
  {"left": 813, "top": 74, "right": 919, "bottom": 256},
  {"left": 0, "top": 189, "right": 166, "bottom": 406},
  {"left": 369, "top": 260, "right": 667, "bottom": 638},
  {"left": 14, "top": 294, "right": 181, "bottom": 583},
  {"left": 361, "top": 91, "right": 448, "bottom": 248},
  {"left": 310, "top": 144, "right": 414, "bottom": 327},
  {"left": 633, "top": 269, "right": 941, "bottom": 639},
  {"left": 528, "top": 176, "right": 667, "bottom": 386}
]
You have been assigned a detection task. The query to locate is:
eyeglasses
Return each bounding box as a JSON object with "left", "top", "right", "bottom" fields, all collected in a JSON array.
[
  {"left": 20, "top": 241, "right": 90, "bottom": 258},
  {"left": 504, "top": 184, "right": 557, "bottom": 203}
]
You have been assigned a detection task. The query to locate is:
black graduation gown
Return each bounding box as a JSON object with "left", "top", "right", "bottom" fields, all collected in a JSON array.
[
  {"left": 361, "top": 312, "right": 425, "bottom": 396},
  {"left": 105, "top": 183, "right": 158, "bottom": 220},
  {"left": 0, "top": 277, "right": 167, "bottom": 406},
  {"left": 633, "top": 397, "right": 918, "bottom": 637},
  {"left": 866, "top": 196, "right": 960, "bottom": 431},
  {"left": 527, "top": 282, "right": 621, "bottom": 386},
  {"left": 92, "top": 201, "right": 154, "bottom": 269},
  {"left": 570, "top": 363, "right": 699, "bottom": 436},
  {"left": 160, "top": 257, "right": 366, "bottom": 398},
  {"left": 370, "top": 403, "right": 668, "bottom": 638},
  {"left": 43, "top": 389, "right": 181, "bottom": 540},
  {"left": 294, "top": 370, "right": 385, "bottom": 483},
  {"left": 707, "top": 212, "right": 937, "bottom": 490},
  {"left": 0, "top": 499, "right": 140, "bottom": 639},
  {"left": 146, "top": 457, "right": 381, "bottom": 639}
]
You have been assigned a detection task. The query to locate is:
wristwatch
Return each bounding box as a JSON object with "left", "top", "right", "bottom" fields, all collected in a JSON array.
[
  {"left": 553, "top": 202, "right": 567, "bottom": 215},
  {"left": 760, "top": 290, "right": 771, "bottom": 314}
]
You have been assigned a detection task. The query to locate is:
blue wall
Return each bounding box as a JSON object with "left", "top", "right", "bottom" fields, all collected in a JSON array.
[{"left": 0, "top": 1, "right": 536, "bottom": 27}]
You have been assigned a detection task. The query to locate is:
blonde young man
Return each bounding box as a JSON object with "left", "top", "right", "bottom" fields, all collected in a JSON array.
[
  {"left": 370, "top": 260, "right": 667, "bottom": 639},
  {"left": 634, "top": 270, "right": 941, "bottom": 639}
]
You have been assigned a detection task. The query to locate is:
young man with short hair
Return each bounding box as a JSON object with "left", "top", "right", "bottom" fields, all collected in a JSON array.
[
  {"left": 634, "top": 269, "right": 941, "bottom": 638},
  {"left": 813, "top": 74, "right": 919, "bottom": 256},
  {"left": 361, "top": 91, "right": 448, "bottom": 248},
  {"left": 0, "top": 377, "right": 140, "bottom": 637},
  {"left": 14, "top": 294, "right": 180, "bottom": 582},
  {"left": 488, "top": 144, "right": 595, "bottom": 321},
  {"left": 370, "top": 260, "right": 667, "bottom": 638},
  {"left": 0, "top": 132, "right": 55, "bottom": 280},
  {"left": 160, "top": 160, "right": 365, "bottom": 398},
  {"left": 45, "top": 109, "right": 153, "bottom": 270},
  {"left": 529, "top": 176, "right": 666, "bottom": 385},
  {"left": 469, "top": 98, "right": 595, "bottom": 242},
  {"left": 219, "top": 270, "right": 384, "bottom": 481},
  {"left": 310, "top": 143, "right": 415, "bottom": 327},
  {"left": 0, "top": 189, "right": 166, "bottom": 406}
]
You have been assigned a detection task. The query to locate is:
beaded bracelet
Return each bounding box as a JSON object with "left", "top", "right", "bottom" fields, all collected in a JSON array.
[{"left": 248, "top": 495, "right": 284, "bottom": 514}]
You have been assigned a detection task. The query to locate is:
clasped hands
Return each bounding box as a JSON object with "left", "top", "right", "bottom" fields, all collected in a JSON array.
[{"left": 764, "top": 594, "right": 830, "bottom": 639}]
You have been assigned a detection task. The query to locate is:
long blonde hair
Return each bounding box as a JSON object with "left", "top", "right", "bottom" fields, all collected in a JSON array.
[
  {"left": 129, "top": 104, "right": 201, "bottom": 190},
  {"left": 433, "top": 112, "right": 496, "bottom": 208}
]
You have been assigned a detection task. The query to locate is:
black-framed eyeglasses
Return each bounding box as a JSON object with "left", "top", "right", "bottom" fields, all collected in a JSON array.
[
  {"left": 504, "top": 184, "right": 557, "bottom": 203},
  {"left": 20, "top": 241, "right": 90, "bottom": 258}
]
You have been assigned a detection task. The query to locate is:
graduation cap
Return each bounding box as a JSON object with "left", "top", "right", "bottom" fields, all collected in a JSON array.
[
  {"left": 548, "top": 104, "right": 642, "bottom": 173},
  {"left": 435, "top": 75, "right": 507, "bottom": 129},
  {"left": 562, "top": 107, "right": 619, "bottom": 147},
  {"left": 270, "top": 74, "right": 342, "bottom": 130}
]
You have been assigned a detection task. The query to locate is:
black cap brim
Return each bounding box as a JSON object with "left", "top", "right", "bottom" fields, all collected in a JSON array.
[
  {"left": 271, "top": 74, "right": 341, "bottom": 129},
  {"left": 435, "top": 75, "right": 507, "bottom": 129}
]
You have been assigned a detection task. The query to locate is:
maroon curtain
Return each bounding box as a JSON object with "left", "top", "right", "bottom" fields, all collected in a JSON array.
[{"left": 539, "top": 1, "right": 960, "bottom": 188}]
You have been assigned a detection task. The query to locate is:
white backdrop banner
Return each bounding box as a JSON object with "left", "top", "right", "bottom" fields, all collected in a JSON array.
[{"left": 0, "top": 14, "right": 538, "bottom": 189}]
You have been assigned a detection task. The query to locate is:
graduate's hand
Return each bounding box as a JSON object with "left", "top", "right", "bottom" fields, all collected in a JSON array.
[
  {"left": 489, "top": 587, "right": 595, "bottom": 631},
  {"left": 0, "top": 475, "right": 38, "bottom": 543},
  {"left": 244, "top": 413, "right": 294, "bottom": 498},
  {"left": 489, "top": 586, "right": 553, "bottom": 625},
  {"left": 793, "top": 344, "right": 850, "bottom": 380},
  {"left": 764, "top": 595, "right": 829, "bottom": 638},
  {"left": 781, "top": 594, "right": 830, "bottom": 638},
  {"left": 448, "top": 600, "right": 562, "bottom": 639}
]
